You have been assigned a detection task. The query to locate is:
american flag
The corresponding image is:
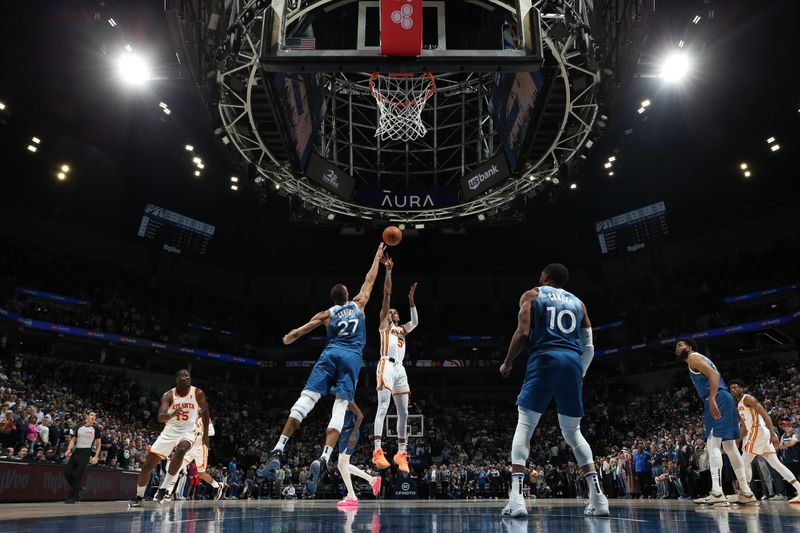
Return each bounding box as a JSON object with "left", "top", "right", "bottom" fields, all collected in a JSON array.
[{"left": 286, "top": 37, "right": 316, "bottom": 50}]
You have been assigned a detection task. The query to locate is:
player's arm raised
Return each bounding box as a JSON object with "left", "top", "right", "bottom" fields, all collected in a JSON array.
[
  {"left": 743, "top": 394, "right": 780, "bottom": 446},
  {"left": 687, "top": 354, "right": 721, "bottom": 420},
  {"left": 157, "top": 390, "right": 178, "bottom": 424},
  {"left": 579, "top": 301, "right": 594, "bottom": 378},
  {"left": 283, "top": 309, "right": 332, "bottom": 345},
  {"left": 196, "top": 388, "right": 211, "bottom": 446},
  {"left": 379, "top": 255, "right": 393, "bottom": 326},
  {"left": 403, "top": 282, "right": 419, "bottom": 334},
  {"left": 500, "top": 288, "right": 538, "bottom": 377},
  {"left": 354, "top": 242, "right": 387, "bottom": 310}
]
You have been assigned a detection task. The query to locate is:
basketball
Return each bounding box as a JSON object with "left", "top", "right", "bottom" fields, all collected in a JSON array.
[{"left": 382, "top": 226, "right": 403, "bottom": 246}]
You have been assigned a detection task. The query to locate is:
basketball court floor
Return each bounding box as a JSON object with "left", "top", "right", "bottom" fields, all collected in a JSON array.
[{"left": 0, "top": 499, "right": 797, "bottom": 532}]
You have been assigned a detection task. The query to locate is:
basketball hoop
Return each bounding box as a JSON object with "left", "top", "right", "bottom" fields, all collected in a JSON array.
[{"left": 369, "top": 72, "right": 436, "bottom": 142}]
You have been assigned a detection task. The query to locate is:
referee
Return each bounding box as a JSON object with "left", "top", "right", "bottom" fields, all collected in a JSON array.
[{"left": 63, "top": 412, "right": 101, "bottom": 503}]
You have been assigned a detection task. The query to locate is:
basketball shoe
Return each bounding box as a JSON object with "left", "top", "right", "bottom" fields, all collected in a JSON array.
[
  {"left": 371, "top": 476, "right": 382, "bottom": 497},
  {"left": 693, "top": 492, "right": 728, "bottom": 505},
  {"left": 266, "top": 449, "right": 285, "bottom": 474},
  {"left": 501, "top": 493, "right": 527, "bottom": 518},
  {"left": 393, "top": 451, "right": 410, "bottom": 473},
  {"left": 372, "top": 449, "right": 390, "bottom": 469},
  {"left": 584, "top": 494, "right": 610, "bottom": 516},
  {"left": 336, "top": 496, "right": 359, "bottom": 508},
  {"left": 737, "top": 491, "right": 758, "bottom": 505},
  {"left": 308, "top": 458, "right": 324, "bottom": 496},
  {"left": 789, "top": 493, "right": 800, "bottom": 504}
]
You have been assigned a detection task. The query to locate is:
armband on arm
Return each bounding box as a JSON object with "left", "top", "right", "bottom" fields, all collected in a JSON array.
[
  {"left": 579, "top": 327, "right": 594, "bottom": 377},
  {"left": 404, "top": 306, "right": 419, "bottom": 334}
]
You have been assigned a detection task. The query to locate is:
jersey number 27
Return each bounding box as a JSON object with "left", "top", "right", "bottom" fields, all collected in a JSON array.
[{"left": 336, "top": 319, "right": 359, "bottom": 337}]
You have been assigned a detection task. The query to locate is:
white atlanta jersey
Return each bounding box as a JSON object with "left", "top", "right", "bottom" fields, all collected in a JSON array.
[
  {"left": 167, "top": 386, "right": 201, "bottom": 434},
  {"left": 738, "top": 394, "right": 775, "bottom": 456},
  {"left": 380, "top": 324, "right": 407, "bottom": 363}
]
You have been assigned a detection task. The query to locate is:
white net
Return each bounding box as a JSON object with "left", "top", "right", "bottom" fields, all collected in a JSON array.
[{"left": 370, "top": 72, "right": 436, "bottom": 142}]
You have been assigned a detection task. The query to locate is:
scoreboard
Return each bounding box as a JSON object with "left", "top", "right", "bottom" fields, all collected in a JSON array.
[
  {"left": 595, "top": 201, "right": 669, "bottom": 254},
  {"left": 137, "top": 204, "right": 215, "bottom": 256}
]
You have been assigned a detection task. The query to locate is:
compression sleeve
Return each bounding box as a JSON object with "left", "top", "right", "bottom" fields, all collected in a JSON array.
[
  {"left": 579, "top": 327, "right": 594, "bottom": 377},
  {"left": 404, "top": 306, "right": 419, "bottom": 334}
]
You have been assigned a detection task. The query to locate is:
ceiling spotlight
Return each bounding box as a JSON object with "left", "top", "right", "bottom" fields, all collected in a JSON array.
[
  {"left": 274, "top": 183, "right": 280, "bottom": 190},
  {"left": 60, "top": 164, "right": 70, "bottom": 172},
  {"left": 32, "top": 137, "right": 41, "bottom": 144},
  {"left": 545, "top": 176, "right": 552, "bottom": 181},
  {"left": 608, "top": 156, "right": 616, "bottom": 162},
  {"left": 194, "top": 170, "right": 201, "bottom": 177},
  {"left": 327, "top": 213, "right": 335, "bottom": 221},
  {"left": 57, "top": 172, "right": 66, "bottom": 180},
  {"left": 570, "top": 183, "right": 577, "bottom": 190},
  {"left": 414, "top": 223, "right": 425, "bottom": 229},
  {"left": 108, "top": 18, "right": 117, "bottom": 27},
  {"left": 641, "top": 99, "right": 651, "bottom": 108},
  {"left": 739, "top": 163, "right": 748, "bottom": 170},
  {"left": 27, "top": 145, "right": 37, "bottom": 153},
  {"left": 770, "top": 144, "right": 780, "bottom": 152},
  {"left": 124, "top": 44, "right": 133, "bottom": 53},
  {"left": 192, "top": 157, "right": 202, "bottom": 164},
  {"left": 163, "top": 108, "right": 171, "bottom": 115},
  {"left": 477, "top": 213, "right": 486, "bottom": 221},
  {"left": 230, "top": 176, "right": 239, "bottom": 183},
  {"left": 608, "top": 171, "right": 614, "bottom": 176},
  {"left": 766, "top": 137, "right": 775, "bottom": 144},
  {"left": 117, "top": 52, "right": 151, "bottom": 86},
  {"left": 197, "top": 163, "right": 204, "bottom": 169},
  {"left": 185, "top": 145, "right": 194, "bottom": 152},
  {"left": 529, "top": 175, "right": 535, "bottom": 180},
  {"left": 744, "top": 171, "right": 751, "bottom": 178},
  {"left": 230, "top": 184, "right": 239, "bottom": 191},
  {"left": 692, "top": 15, "right": 701, "bottom": 24},
  {"left": 398, "top": 224, "right": 406, "bottom": 230},
  {"left": 659, "top": 53, "right": 692, "bottom": 83},
  {"left": 678, "top": 40, "right": 684, "bottom": 48},
  {"left": 604, "top": 162, "right": 612, "bottom": 169},
  {"left": 0, "top": 101, "right": 6, "bottom": 110},
  {"left": 159, "top": 102, "right": 168, "bottom": 109},
  {"left": 637, "top": 107, "right": 645, "bottom": 114}
]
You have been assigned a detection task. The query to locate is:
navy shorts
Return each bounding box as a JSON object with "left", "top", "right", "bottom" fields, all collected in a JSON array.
[
  {"left": 517, "top": 350, "right": 583, "bottom": 417},
  {"left": 338, "top": 428, "right": 360, "bottom": 455},
  {"left": 304, "top": 347, "right": 362, "bottom": 402},
  {"left": 704, "top": 389, "right": 740, "bottom": 441}
]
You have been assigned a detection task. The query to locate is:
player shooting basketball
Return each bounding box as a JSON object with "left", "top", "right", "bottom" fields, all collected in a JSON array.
[{"left": 372, "top": 254, "right": 418, "bottom": 473}]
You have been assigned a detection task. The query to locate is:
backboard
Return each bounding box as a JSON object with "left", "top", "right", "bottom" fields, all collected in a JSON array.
[{"left": 260, "top": 0, "right": 543, "bottom": 72}]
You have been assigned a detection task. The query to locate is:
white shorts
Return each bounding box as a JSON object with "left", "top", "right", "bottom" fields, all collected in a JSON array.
[
  {"left": 184, "top": 434, "right": 209, "bottom": 472},
  {"left": 376, "top": 359, "right": 410, "bottom": 395},
  {"left": 743, "top": 427, "right": 776, "bottom": 457},
  {"left": 149, "top": 426, "right": 197, "bottom": 459}
]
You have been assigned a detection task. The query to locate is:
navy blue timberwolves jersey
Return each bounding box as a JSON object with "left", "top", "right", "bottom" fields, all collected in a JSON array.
[
  {"left": 326, "top": 301, "right": 366, "bottom": 352},
  {"left": 527, "top": 286, "right": 584, "bottom": 355},
  {"left": 689, "top": 354, "right": 729, "bottom": 399}
]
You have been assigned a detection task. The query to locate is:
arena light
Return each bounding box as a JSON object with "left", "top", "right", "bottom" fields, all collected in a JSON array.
[
  {"left": 637, "top": 107, "right": 645, "bottom": 114},
  {"left": 528, "top": 175, "right": 535, "bottom": 180},
  {"left": 159, "top": 102, "right": 168, "bottom": 109},
  {"left": 163, "top": 108, "right": 171, "bottom": 115},
  {"left": 230, "top": 184, "right": 239, "bottom": 191},
  {"left": 608, "top": 171, "right": 614, "bottom": 176},
  {"left": 0, "top": 101, "right": 5, "bottom": 110},
  {"left": 692, "top": 15, "right": 701, "bottom": 24},
  {"left": 744, "top": 171, "right": 751, "bottom": 178},
  {"left": 116, "top": 51, "right": 151, "bottom": 86},
  {"left": 570, "top": 183, "right": 577, "bottom": 190},
  {"left": 32, "top": 137, "right": 41, "bottom": 144},
  {"left": 27, "top": 144, "right": 37, "bottom": 153},
  {"left": 608, "top": 156, "right": 616, "bottom": 162},
  {"left": 414, "top": 223, "right": 425, "bottom": 229},
  {"left": 477, "top": 213, "right": 486, "bottom": 221},
  {"left": 192, "top": 157, "right": 202, "bottom": 165},
  {"left": 327, "top": 213, "right": 335, "bottom": 221},
  {"left": 398, "top": 223, "right": 407, "bottom": 230},
  {"left": 60, "top": 164, "right": 70, "bottom": 173},
  {"left": 57, "top": 172, "right": 66, "bottom": 181},
  {"left": 770, "top": 144, "right": 780, "bottom": 152},
  {"left": 185, "top": 145, "right": 194, "bottom": 151},
  {"left": 194, "top": 170, "right": 201, "bottom": 177},
  {"left": 197, "top": 163, "right": 204, "bottom": 169},
  {"left": 230, "top": 176, "right": 239, "bottom": 183},
  {"left": 274, "top": 183, "right": 280, "bottom": 190},
  {"left": 659, "top": 53, "right": 692, "bottom": 83},
  {"left": 124, "top": 44, "right": 133, "bottom": 53},
  {"left": 739, "top": 163, "right": 748, "bottom": 170},
  {"left": 678, "top": 40, "right": 685, "bottom": 48},
  {"left": 108, "top": 18, "right": 117, "bottom": 27},
  {"left": 545, "top": 176, "right": 552, "bottom": 181},
  {"left": 766, "top": 136, "right": 775, "bottom": 144},
  {"left": 641, "top": 99, "right": 651, "bottom": 108},
  {"left": 604, "top": 162, "right": 612, "bottom": 169}
]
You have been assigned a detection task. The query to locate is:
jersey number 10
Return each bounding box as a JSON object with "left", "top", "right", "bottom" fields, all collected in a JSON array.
[{"left": 546, "top": 306, "right": 577, "bottom": 334}]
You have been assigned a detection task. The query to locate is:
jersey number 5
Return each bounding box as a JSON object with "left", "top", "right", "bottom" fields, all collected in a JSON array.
[
  {"left": 546, "top": 306, "right": 577, "bottom": 334},
  {"left": 336, "top": 319, "right": 359, "bottom": 337}
]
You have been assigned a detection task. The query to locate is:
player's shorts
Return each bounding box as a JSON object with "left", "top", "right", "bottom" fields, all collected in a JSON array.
[
  {"left": 149, "top": 426, "right": 197, "bottom": 459},
  {"left": 376, "top": 359, "right": 410, "bottom": 395},
  {"left": 191, "top": 475, "right": 201, "bottom": 487},
  {"left": 517, "top": 350, "right": 583, "bottom": 418},
  {"left": 338, "top": 425, "right": 360, "bottom": 455},
  {"left": 183, "top": 433, "right": 209, "bottom": 472},
  {"left": 304, "top": 347, "right": 362, "bottom": 402},
  {"left": 742, "top": 425, "right": 776, "bottom": 456},
  {"left": 704, "top": 389, "right": 740, "bottom": 441}
]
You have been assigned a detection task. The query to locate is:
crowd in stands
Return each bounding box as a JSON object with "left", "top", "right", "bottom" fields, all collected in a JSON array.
[{"left": 2, "top": 348, "right": 799, "bottom": 501}]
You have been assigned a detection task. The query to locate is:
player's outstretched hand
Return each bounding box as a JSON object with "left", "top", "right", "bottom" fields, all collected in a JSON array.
[
  {"left": 499, "top": 361, "right": 512, "bottom": 377},
  {"left": 282, "top": 333, "right": 295, "bottom": 345},
  {"left": 381, "top": 254, "right": 394, "bottom": 270},
  {"left": 409, "top": 282, "right": 417, "bottom": 300},
  {"left": 375, "top": 242, "right": 387, "bottom": 259}
]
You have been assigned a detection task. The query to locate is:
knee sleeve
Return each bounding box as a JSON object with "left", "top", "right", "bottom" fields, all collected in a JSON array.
[
  {"left": 721, "top": 439, "right": 743, "bottom": 469},
  {"left": 289, "top": 390, "right": 321, "bottom": 422},
  {"left": 373, "top": 390, "right": 391, "bottom": 436},
  {"left": 511, "top": 406, "right": 541, "bottom": 466},
  {"left": 707, "top": 437, "right": 723, "bottom": 470},
  {"left": 558, "top": 414, "right": 593, "bottom": 467},
  {"left": 327, "top": 395, "right": 349, "bottom": 432},
  {"left": 337, "top": 453, "right": 350, "bottom": 473},
  {"left": 395, "top": 394, "right": 409, "bottom": 439}
]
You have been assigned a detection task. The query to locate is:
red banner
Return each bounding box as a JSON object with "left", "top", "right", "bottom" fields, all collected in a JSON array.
[
  {"left": 0, "top": 460, "right": 139, "bottom": 502},
  {"left": 380, "top": 0, "right": 422, "bottom": 56}
]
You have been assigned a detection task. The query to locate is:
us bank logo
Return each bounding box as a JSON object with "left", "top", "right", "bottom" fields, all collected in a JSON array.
[{"left": 391, "top": 2, "right": 414, "bottom": 30}]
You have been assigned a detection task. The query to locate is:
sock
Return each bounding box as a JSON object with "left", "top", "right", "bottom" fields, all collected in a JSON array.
[
  {"left": 398, "top": 442, "right": 407, "bottom": 453},
  {"left": 511, "top": 473, "right": 524, "bottom": 497},
  {"left": 321, "top": 445, "right": 333, "bottom": 462},
  {"left": 585, "top": 471, "right": 603, "bottom": 498},
  {"left": 210, "top": 480, "right": 220, "bottom": 489},
  {"left": 137, "top": 484, "right": 146, "bottom": 498},
  {"left": 163, "top": 472, "right": 179, "bottom": 493},
  {"left": 273, "top": 435, "right": 289, "bottom": 452},
  {"left": 374, "top": 439, "right": 382, "bottom": 451},
  {"left": 722, "top": 439, "right": 751, "bottom": 495},
  {"left": 349, "top": 464, "right": 376, "bottom": 485}
]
